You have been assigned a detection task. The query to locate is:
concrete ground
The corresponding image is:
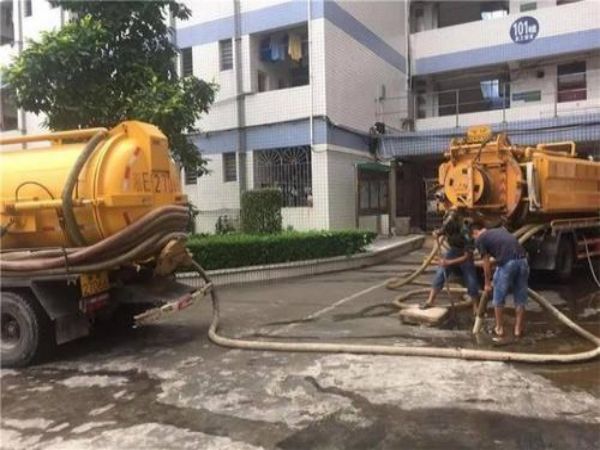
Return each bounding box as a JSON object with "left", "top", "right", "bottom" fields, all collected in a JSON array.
[{"left": 1, "top": 245, "right": 599, "bottom": 450}]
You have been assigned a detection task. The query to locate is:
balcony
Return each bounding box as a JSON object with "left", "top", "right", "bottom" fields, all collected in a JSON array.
[
  {"left": 410, "top": 1, "right": 598, "bottom": 75},
  {"left": 413, "top": 68, "right": 600, "bottom": 131}
]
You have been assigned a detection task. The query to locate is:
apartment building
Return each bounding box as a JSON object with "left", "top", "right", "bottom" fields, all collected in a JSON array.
[
  {"left": 2, "top": 1, "right": 597, "bottom": 234},
  {"left": 379, "top": 0, "right": 600, "bottom": 230},
  {"left": 0, "top": 0, "right": 65, "bottom": 137},
  {"left": 177, "top": 0, "right": 407, "bottom": 233}
]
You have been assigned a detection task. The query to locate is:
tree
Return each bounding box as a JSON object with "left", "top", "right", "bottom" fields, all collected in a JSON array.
[{"left": 3, "top": 0, "right": 216, "bottom": 174}]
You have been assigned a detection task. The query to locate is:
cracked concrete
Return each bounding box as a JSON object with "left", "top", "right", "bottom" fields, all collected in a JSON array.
[{"left": 1, "top": 246, "right": 599, "bottom": 449}]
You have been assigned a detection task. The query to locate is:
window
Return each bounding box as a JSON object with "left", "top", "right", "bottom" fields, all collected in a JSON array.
[
  {"left": 557, "top": 61, "right": 586, "bottom": 103},
  {"left": 223, "top": 152, "right": 237, "bottom": 182},
  {"left": 254, "top": 24, "right": 309, "bottom": 92},
  {"left": 181, "top": 47, "right": 193, "bottom": 77},
  {"left": 1, "top": 1, "right": 14, "bottom": 45},
  {"left": 0, "top": 89, "right": 18, "bottom": 131},
  {"left": 257, "top": 71, "right": 267, "bottom": 92},
  {"left": 520, "top": 2, "right": 537, "bottom": 12},
  {"left": 359, "top": 171, "right": 388, "bottom": 214},
  {"left": 184, "top": 167, "right": 197, "bottom": 185},
  {"left": 24, "top": 0, "right": 32, "bottom": 17},
  {"left": 254, "top": 146, "right": 312, "bottom": 207},
  {"left": 219, "top": 39, "right": 233, "bottom": 71},
  {"left": 481, "top": 3, "right": 508, "bottom": 20}
]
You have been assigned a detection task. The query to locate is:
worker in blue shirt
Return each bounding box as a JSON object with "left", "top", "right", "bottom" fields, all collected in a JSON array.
[{"left": 472, "top": 223, "right": 529, "bottom": 338}]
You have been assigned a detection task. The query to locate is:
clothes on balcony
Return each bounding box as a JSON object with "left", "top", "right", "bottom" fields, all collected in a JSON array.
[
  {"left": 259, "top": 34, "right": 292, "bottom": 62},
  {"left": 288, "top": 33, "right": 302, "bottom": 61}
]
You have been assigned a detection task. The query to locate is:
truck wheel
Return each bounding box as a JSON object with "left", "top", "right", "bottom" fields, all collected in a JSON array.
[
  {"left": 1, "top": 291, "right": 54, "bottom": 367},
  {"left": 554, "top": 237, "right": 575, "bottom": 281}
]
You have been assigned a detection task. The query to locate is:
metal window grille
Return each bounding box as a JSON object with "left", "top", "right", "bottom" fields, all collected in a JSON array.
[
  {"left": 223, "top": 152, "right": 237, "bottom": 182},
  {"left": 181, "top": 47, "right": 193, "bottom": 77},
  {"left": 219, "top": 39, "right": 233, "bottom": 71},
  {"left": 184, "top": 167, "right": 197, "bottom": 185},
  {"left": 24, "top": 0, "right": 32, "bottom": 17},
  {"left": 254, "top": 146, "right": 312, "bottom": 207}
]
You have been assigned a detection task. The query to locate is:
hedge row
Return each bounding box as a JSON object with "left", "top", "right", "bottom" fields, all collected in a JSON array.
[
  {"left": 186, "top": 230, "right": 377, "bottom": 270},
  {"left": 240, "top": 189, "right": 282, "bottom": 234}
]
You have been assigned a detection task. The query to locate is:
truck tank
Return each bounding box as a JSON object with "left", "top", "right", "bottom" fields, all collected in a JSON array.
[
  {"left": 0, "top": 121, "right": 187, "bottom": 249},
  {"left": 437, "top": 125, "right": 600, "bottom": 226}
]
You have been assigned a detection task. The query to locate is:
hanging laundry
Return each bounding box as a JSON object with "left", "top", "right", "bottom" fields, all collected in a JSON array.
[
  {"left": 288, "top": 33, "right": 302, "bottom": 62},
  {"left": 260, "top": 37, "right": 271, "bottom": 61},
  {"left": 269, "top": 37, "right": 281, "bottom": 61}
]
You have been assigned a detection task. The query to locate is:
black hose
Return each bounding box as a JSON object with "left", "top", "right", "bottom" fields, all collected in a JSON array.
[{"left": 61, "top": 131, "right": 108, "bottom": 247}]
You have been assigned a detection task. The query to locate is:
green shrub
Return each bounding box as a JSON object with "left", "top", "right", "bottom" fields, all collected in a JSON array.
[
  {"left": 186, "top": 230, "right": 377, "bottom": 270},
  {"left": 240, "top": 189, "right": 282, "bottom": 234}
]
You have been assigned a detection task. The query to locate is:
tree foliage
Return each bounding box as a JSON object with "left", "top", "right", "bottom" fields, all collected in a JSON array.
[{"left": 3, "top": 0, "right": 216, "bottom": 173}]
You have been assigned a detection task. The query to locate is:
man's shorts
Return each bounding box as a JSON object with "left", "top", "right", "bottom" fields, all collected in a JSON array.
[
  {"left": 432, "top": 248, "right": 479, "bottom": 298},
  {"left": 492, "top": 258, "right": 530, "bottom": 307}
]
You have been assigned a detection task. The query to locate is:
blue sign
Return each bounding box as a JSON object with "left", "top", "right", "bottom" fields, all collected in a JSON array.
[{"left": 510, "top": 16, "right": 539, "bottom": 44}]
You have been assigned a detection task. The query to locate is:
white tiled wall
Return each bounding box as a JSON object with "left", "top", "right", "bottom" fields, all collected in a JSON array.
[
  {"left": 411, "top": 1, "right": 597, "bottom": 62},
  {"left": 326, "top": 148, "right": 375, "bottom": 230},
  {"left": 324, "top": 4, "right": 408, "bottom": 132},
  {"left": 185, "top": 151, "right": 242, "bottom": 233}
]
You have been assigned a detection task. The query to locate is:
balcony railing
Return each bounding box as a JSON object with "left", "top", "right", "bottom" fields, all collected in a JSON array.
[{"left": 376, "top": 69, "right": 600, "bottom": 131}]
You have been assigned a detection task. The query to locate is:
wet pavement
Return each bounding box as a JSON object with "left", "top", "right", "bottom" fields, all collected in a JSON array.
[{"left": 1, "top": 244, "right": 599, "bottom": 449}]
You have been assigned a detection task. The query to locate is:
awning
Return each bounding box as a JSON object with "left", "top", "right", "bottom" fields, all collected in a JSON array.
[
  {"left": 357, "top": 161, "right": 390, "bottom": 173},
  {"left": 378, "top": 113, "right": 600, "bottom": 159}
]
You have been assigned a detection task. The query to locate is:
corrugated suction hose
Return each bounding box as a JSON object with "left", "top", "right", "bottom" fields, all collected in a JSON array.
[{"left": 62, "top": 130, "right": 108, "bottom": 247}]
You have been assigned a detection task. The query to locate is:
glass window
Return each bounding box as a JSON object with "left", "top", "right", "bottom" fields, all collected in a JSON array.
[
  {"left": 520, "top": 2, "right": 537, "bottom": 12},
  {"left": 219, "top": 39, "right": 233, "bottom": 71},
  {"left": 1, "top": 1, "right": 14, "bottom": 45},
  {"left": 358, "top": 171, "right": 389, "bottom": 215},
  {"left": 181, "top": 47, "right": 193, "bottom": 77},
  {"left": 223, "top": 152, "right": 237, "bottom": 182},
  {"left": 481, "top": 3, "right": 508, "bottom": 20},
  {"left": 557, "top": 61, "right": 586, "bottom": 103},
  {"left": 0, "top": 89, "right": 18, "bottom": 131},
  {"left": 24, "top": 1, "right": 32, "bottom": 17},
  {"left": 184, "top": 167, "right": 197, "bottom": 185},
  {"left": 257, "top": 71, "right": 267, "bottom": 92}
]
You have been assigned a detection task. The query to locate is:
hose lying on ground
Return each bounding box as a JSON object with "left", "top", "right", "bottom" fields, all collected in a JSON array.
[{"left": 194, "top": 222, "right": 600, "bottom": 364}]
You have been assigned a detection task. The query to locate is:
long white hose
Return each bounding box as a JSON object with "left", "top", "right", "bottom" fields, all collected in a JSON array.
[{"left": 194, "top": 218, "right": 600, "bottom": 363}]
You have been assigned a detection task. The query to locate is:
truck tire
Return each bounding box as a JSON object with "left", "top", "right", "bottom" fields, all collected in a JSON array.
[
  {"left": 554, "top": 236, "right": 575, "bottom": 281},
  {"left": 1, "top": 291, "right": 55, "bottom": 367}
]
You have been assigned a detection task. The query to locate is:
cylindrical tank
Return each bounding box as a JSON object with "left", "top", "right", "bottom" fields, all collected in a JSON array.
[
  {"left": 0, "top": 121, "right": 186, "bottom": 249},
  {"left": 438, "top": 126, "right": 600, "bottom": 225}
]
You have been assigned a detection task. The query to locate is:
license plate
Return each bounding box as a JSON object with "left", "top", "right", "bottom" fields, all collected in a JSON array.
[{"left": 80, "top": 272, "right": 110, "bottom": 298}]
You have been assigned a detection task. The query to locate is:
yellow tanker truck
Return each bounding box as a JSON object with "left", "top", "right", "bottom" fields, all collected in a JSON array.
[
  {"left": 437, "top": 125, "right": 600, "bottom": 280},
  {"left": 0, "top": 122, "right": 203, "bottom": 367}
]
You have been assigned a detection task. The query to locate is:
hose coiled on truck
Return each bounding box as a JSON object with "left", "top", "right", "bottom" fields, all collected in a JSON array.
[{"left": 0, "top": 205, "right": 190, "bottom": 276}]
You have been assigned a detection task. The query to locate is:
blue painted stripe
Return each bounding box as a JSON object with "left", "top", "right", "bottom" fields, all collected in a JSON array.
[
  {"left": 378, "top": 113, "right": 600, "bottom": 158},
  {"left": 178, "top": 1, "right": 311, "bottom": 47},
  {"left": 191, "top": 117, "right": 370, "bottom": 154},
  {"left": 177, "top": 0, "right": 406, "bottom": 73},
  {"left": 414, "top": 29, "right": 600, "bottom": 75},
  {"left": 323, "top": 1, "right": 406, "bottom": 72}
]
